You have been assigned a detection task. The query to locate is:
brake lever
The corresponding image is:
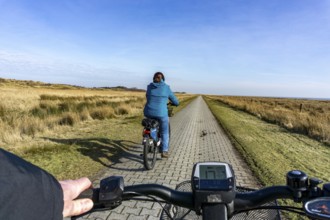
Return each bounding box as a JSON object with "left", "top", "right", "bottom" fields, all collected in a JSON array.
[{"left": 76, "top": 176, "right": 124, "bottom": 211}]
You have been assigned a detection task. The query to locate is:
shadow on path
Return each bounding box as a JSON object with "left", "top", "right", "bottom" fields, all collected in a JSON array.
[{"left": 45, "top": 137, "right": 145, "bottom": 172}]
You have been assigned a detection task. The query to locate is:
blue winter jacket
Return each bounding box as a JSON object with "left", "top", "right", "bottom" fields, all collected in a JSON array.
[{"left": 143, "top": 81, "right": 179, "bottom": 118}]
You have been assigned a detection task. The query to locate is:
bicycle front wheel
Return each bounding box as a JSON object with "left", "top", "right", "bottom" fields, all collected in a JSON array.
[{"left": 143, "top": 137, "right": 157, "bottom": 170}]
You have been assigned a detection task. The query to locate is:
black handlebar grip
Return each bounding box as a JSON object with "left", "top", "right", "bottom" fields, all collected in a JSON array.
[{"left": 76, "top": 188, "right": 100, "bottom": 203}]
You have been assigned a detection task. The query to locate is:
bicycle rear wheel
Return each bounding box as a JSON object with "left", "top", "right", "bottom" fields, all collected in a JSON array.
[{"left": 143, "top": 137, "right": 157, "bottom": 170}]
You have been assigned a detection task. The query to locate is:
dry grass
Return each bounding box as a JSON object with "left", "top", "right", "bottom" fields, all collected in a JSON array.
[
  {"left": 0, "top": 78, "right": 195, "bottom": 153},
  {"left": 0, "top": 78, "right": 196, "bottom": 180},
  {"left": 0, "top": 82, "right": 146, "bottom": 145},
  {"left": 208, "top": 95, "right": 330, "bottom": 145}
]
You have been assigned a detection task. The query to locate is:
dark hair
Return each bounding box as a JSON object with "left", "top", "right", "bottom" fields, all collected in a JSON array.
[{"left": 153, "top": 72, "right": 165, "bottom": 82}]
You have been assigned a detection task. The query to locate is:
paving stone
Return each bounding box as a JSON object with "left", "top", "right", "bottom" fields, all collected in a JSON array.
[
  {"left": 140, "top": 208, "right": 161, "bottom": 217},
  {"left": 106, "top": 212, "right": 129, "bottom": 220},
  {"left": 122, "top": 207, "right": 141, "bottom": 215},
  {"left": 127, "top": 214, "right": 147, "bottom": 220}
]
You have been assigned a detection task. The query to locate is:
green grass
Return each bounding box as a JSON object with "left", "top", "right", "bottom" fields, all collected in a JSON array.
[
  {"left": 204, "top": 96, "right": 330, "bottom": 219},
  {"left": 204, "top": 96, "right": 330, "bottom": 186},
  {"left": 16, "top": 116, "right": 143, "bottom": 180}
]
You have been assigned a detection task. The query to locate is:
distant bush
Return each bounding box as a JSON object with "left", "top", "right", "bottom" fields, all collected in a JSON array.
[
  {"left": 115, "top": 107, "right": 129, "bottom": 115},
  {"left": 58, "top": 113, "right": 79, "bottom": 126},
  {"left": 19, "top": 117, "right": 44, "bottom": 136},
  {"left": 40, "top": 94, "right": 61, "bottom": 100},
  {"left": 79, "top": 108, "right": 91, "bottom": 121},
  {"left": 0, "top": 104, "right": 6, "bottom": 118},
  {"left": 90, "top": 107, "right": 115, "bottom": 120}
]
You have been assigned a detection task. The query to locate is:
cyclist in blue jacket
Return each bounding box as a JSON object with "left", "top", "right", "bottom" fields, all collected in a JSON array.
[{"left": 143, "top": 72, "right": 179, "bottom": 158}]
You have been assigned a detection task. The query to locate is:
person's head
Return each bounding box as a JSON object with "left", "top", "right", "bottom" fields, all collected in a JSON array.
[{"left": 153, "top": 72, "right": 165, "bottom": 83}]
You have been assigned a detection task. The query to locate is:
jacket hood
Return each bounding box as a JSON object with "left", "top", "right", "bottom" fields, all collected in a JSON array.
[{"left": 150, "top": 81, "right": 165, "bottom": 88}]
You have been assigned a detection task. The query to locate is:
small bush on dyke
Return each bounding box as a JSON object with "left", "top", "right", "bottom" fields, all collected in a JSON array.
[
  {"left": 58, "top": 113, "right": 78, "bottom": 126},
  {"left": 90, "top": 107, "right": 115, "bottom": 120},
  {"left": 0, "top": 104, "right": 6, "bottom": 118},
  {"left": 40, "top": 94, "right": 61, "bottom": 100},
  {"left": 40, "top": 101, "right": 60, "bottom": 115},
  {"left": 96, "top": 100, "right": 110, "bottom": 106},
  {"left": 108, "top": 102, "right": 120, "bottom": 108},
  {"left": 76, "top": 101, "right": 95, "bottom": 112},
  {"left": 115, "top": 105, "right": 130, "bottom": 115},
  {"left": 58, "top": 102, "right": 71, "bottom": 112},
  {"left": 79, "top": 109, "right": 91, "bottom": 121},
  {"left": 18, "top": 116, "right": 44, "bottom": 136},
  {"left": 31, "top": 107, "right": 47, "bottom": 118}
]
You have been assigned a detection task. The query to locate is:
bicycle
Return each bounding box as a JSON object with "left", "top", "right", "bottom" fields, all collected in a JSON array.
[
  {"left": 74, "top": 161, "right": 330, "bottom": 220},
  {"left": 141, "top": 103, "right": 174, "bottom": 170},
  {"left": 141, "top": 117, "right": 162, "bottom": 170}
]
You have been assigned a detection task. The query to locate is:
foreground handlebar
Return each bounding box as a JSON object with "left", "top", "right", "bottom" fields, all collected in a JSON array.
[
  {"left": 124, "top": 185, "right": 295, "bottom": 212},
  {"left": 124, "top": 184, "right": 194, "bottom": 209},
  {"left": 76, "top": 175, "right": 330, "bottom": 220},
  {"left": 80, "top": 183, "right": 295, "bottom": 212}
]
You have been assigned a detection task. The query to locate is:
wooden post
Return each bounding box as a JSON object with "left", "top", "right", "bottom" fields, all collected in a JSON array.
[{"left": 300, "top": 103, "right": 303, "bottom": 112}]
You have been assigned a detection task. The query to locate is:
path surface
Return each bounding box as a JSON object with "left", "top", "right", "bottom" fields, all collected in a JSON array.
[{"left": 72, "top": 96, "right": 259, "bottom": 220}]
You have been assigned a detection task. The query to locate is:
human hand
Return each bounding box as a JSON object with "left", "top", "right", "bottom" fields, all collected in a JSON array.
[{"left": 59, "top": 177, "right": 94, "bottom": 217}]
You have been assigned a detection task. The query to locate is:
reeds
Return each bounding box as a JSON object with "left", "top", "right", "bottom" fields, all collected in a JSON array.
[
  {"left": 0, "top": 85, "right": 145, "bottom": 144},
  {"left": 1, "top": 80, "right": 192, "bottom": 145},
  {"left": 210, "top": 96, "right": 330, "bottom": 145}
]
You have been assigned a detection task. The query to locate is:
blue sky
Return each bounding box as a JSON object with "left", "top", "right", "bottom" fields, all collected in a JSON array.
[{"left": 0, "top": 0, "right": 329, "bottom": 98}]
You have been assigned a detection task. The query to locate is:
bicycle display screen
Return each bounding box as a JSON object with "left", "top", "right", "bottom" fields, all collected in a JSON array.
[
  {"left": 199, "top": 165, "right": 227, "bottom": 180},
  {"left": 192, "top": 162, "right": 234, "bottom": 191}
]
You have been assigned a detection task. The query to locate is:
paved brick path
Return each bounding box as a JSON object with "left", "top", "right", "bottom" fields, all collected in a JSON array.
[{"left": 72, "top": 96, "right": 259, "bottom": 220}]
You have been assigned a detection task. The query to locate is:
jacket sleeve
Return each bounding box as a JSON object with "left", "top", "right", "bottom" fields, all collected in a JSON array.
[
  {"left": 168, "top": 86, "right": 179, "bottom": 106},
  {"left": 0, "top": 148, "right": 64, "bottom": 220}
]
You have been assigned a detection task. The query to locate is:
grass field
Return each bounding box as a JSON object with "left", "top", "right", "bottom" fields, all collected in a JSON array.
[
  {"left": 0, "top": 78, "right": 196, "bottom": 179},
  {"left": 205, "top": 95, "right": 330, "bottom": 185},
  {"left": 204, "top": 95, "right": 330, "bottom": 219},
  {"left": 0, "top": 80, "right": 145, "bottom": 145},
  {"left": 212, "top": 95, "right": 330, "bottom": 145}
]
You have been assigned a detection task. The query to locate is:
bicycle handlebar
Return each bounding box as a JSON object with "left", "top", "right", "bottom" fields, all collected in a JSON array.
[
  {"left": 77, "top": 175, "right": 330, "bottom": 220},
  {"left": 124, "top": 184, "right": 194, "bottom": 209},
  {"left": 79, "top": 183, "right": 295, "bottom": 212},
  {"left": 124, "top": 185, "right": 295, "bottom": 212},
  {"left": 234, "top": 186, "right": 293, "bottom": 210}
]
